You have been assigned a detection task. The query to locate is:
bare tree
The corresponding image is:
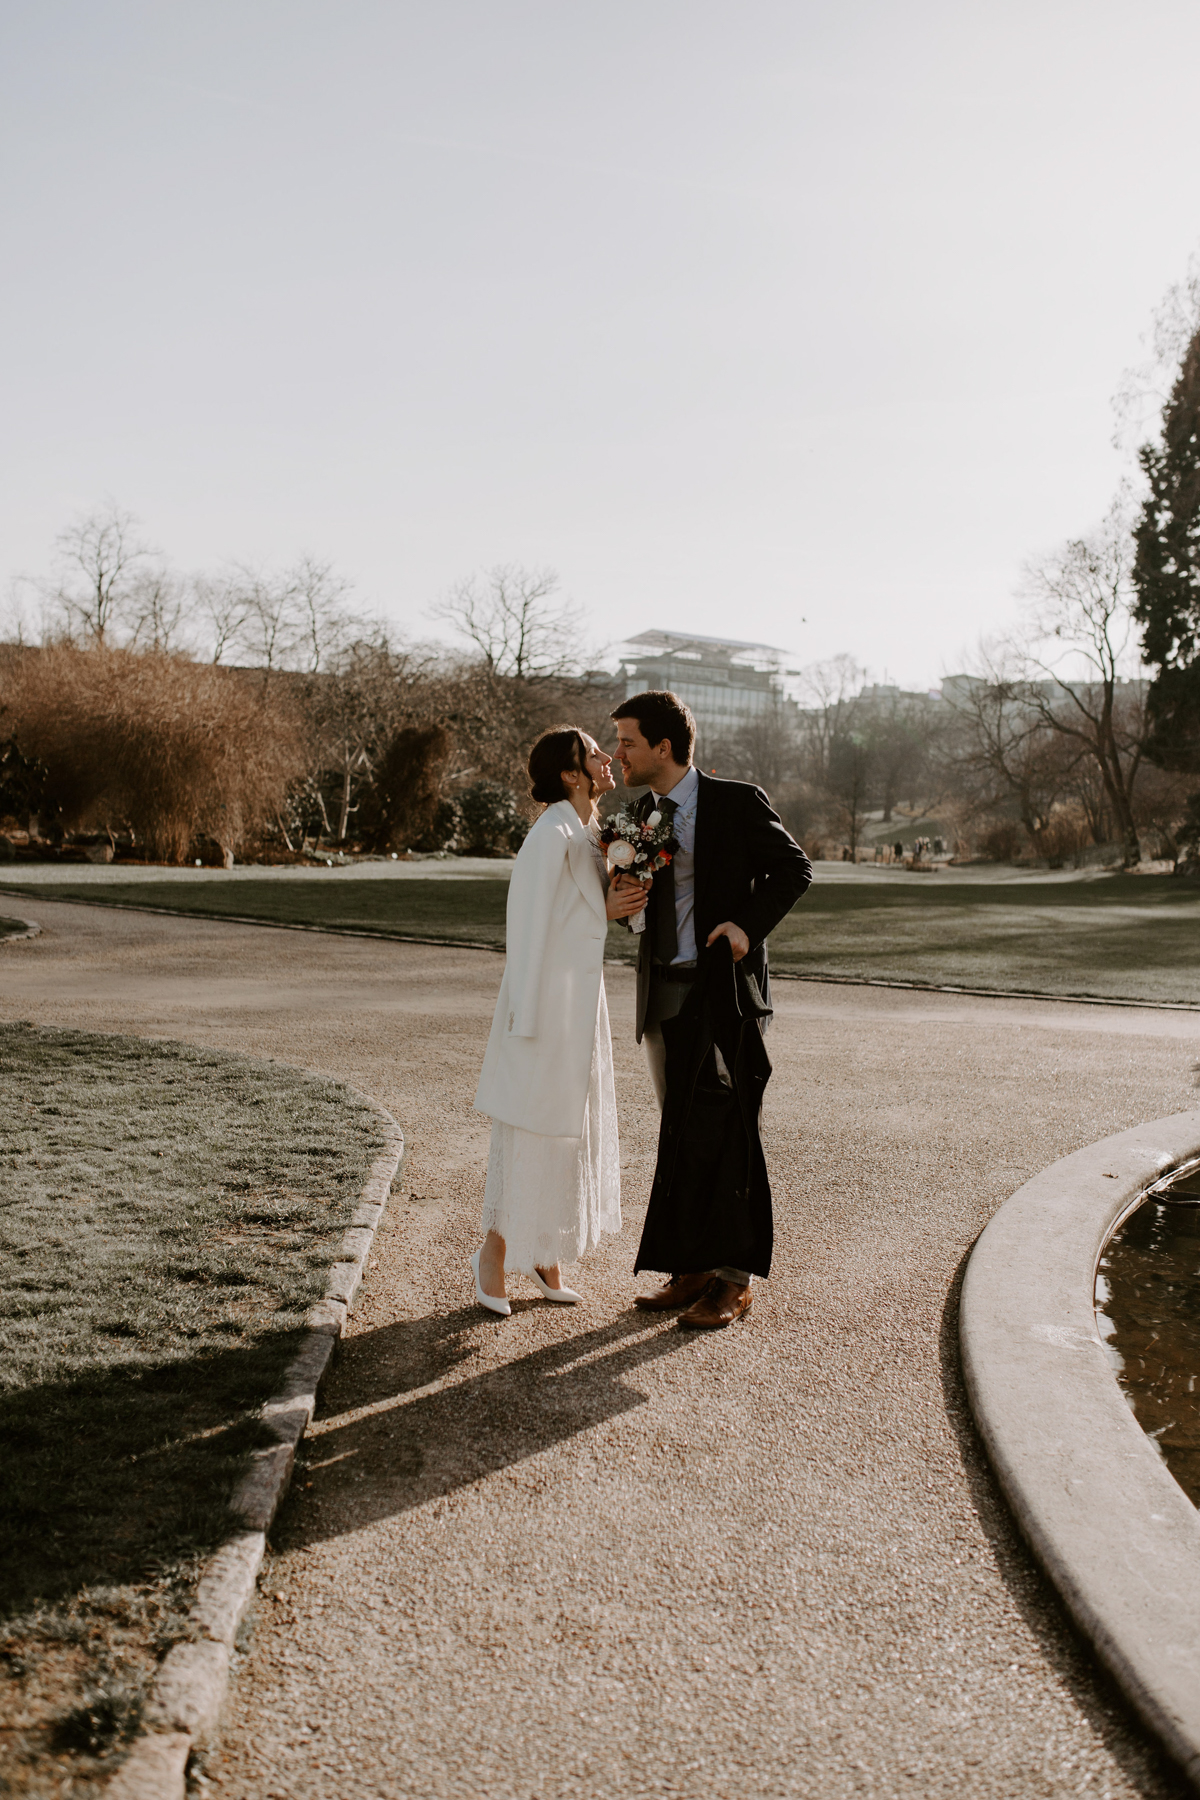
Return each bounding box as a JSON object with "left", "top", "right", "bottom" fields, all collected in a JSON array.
[
  {"left": 1018, "top": 496, "right": 1147, "bottom": 865},
  {"left": 194, "top": 570, "right": 253, "bottom": 664},
  {"left": 228, "top": 567, "right": 297, "bottom": 675},
  {"left": 711, "top": 697, "right": 800, "bottom": 793},
  {"left": 833, "top": 732, "right": 876, "bottom": 856},
  {"left": 1, "top": 575, "right": 47, "bottom": 647},
  {"left": 942, "top": 655, "right": 1082, "bottom": 853},
  {"left": 868, "top": 692, "right": 939, "bottom": 821},
  {"left": 794, "top": 656, "right": 868, "bottom": 783},
  {"left": 289, "top": 555, "right": 359, "bottom": 673},
  {"left": 199, "top": 555, "right": 363, "bottom": 676},
  {"left": 429, "top": 564, "right": 584, "bottom": 679},
  {"left": 44, "top": 503, "right": 156, "bottom": 644},
  {"left": 124, "top": 565, "right": 188, "bottom": 653}
]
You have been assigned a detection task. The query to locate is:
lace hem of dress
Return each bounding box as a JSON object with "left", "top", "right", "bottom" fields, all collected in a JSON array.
[{"left": 477, "top": 1207, "right": 616, "bottom": 1274}]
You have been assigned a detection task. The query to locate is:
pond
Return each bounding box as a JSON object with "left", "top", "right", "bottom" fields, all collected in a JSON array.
[{"left": 1095, "top": 1157, "right": 1200, "bottom": 1506}]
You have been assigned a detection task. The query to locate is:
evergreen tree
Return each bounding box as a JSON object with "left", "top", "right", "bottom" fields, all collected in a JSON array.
[
  {"left": 0, "top": 736, "right": 49, "bottom": 830},
  {"left": 1133, "top": 327, "right": 1200, "bottom": 771}
]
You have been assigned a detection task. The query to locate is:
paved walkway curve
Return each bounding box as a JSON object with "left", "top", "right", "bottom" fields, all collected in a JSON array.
[{"left": 5, "top": 898, "right": 1200, "bottom": 1799}]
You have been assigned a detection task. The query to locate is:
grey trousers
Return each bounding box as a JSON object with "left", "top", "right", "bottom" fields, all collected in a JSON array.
[{"left": 642, "top": 974, "right": 752, "bottom": 1288}]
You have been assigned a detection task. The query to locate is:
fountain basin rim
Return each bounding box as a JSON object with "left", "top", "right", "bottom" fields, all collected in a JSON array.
[{"left": 960, "top": 1108, "right": 1200, "bottom": 1790}]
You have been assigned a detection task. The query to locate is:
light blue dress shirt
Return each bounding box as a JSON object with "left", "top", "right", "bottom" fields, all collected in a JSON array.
[{"left": 651, "top": 763, "right": 700, "bottom": 965}]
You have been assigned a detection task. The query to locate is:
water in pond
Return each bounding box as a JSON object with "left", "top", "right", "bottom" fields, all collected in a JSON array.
[{"left": 1095, "top": 1158, "right": 1200, "bottom": 1506}]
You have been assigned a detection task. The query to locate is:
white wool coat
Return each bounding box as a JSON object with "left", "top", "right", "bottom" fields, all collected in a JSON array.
[{"left": 473, "top": 800, "right": 609, "bottom": 1139}]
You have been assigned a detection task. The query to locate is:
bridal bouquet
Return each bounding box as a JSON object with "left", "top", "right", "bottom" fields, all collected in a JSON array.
[{"left": 598, "top": 805, "right": 678, "bottom": 935}]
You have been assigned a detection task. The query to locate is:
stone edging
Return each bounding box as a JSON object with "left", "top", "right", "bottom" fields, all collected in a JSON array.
[
  {"left": 770, "top": 968, "right": 1200, "bottom": 1013},
  {"left": 106, "top": 1098, "right": 405, "bottom": 1800},
  {"left": 960, "top": 1109, "right": 1200, "bottom": 1790},
  {"left": 0, "top": 916, "right": 41, "bottom": 940}
]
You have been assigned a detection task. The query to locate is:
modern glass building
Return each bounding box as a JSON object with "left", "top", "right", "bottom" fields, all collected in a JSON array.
[{"left": 614, "top": 630, "right": 797, "bottom": 743}]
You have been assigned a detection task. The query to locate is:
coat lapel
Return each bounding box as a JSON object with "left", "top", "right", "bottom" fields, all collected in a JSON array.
[
  {"left": 692, "top": 771, "right": 714, "bottom": 930},
  {"left": 562, "top": 807, "right": 608, "bottom": 924}
]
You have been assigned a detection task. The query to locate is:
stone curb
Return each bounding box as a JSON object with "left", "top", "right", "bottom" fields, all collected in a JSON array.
[
  {"left": 0, "top": 915, "right": 41, "bottom": 940},
  {"left": 107, "top": 1099, "right": 405, "bottom": 1800},
  {"left": 960, "top": 1109, "right": 1200, "bottom": 1792},
  {"left": 770, "top": 968, "right": 1200, "bottom": 1013}
]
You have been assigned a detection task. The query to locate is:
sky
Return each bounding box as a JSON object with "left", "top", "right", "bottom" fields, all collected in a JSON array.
[{"left": 4, "top": 1, "right": 1200, "bottom": 687}]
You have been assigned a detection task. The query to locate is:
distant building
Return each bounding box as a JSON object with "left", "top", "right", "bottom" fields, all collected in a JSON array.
[
  {"left": 857, "top": 682, "right": 945, "bottom": 708},
  {"left": 939, "top": 672, "right": 1148, "bottom": 716},
  {"left": 614, "top": 629, "right": 797, "bottom": 745}
]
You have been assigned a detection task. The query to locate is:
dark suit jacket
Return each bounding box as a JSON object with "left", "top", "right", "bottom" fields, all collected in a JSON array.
[{"left": 634, "top": 772, "right": 813, "bottom": 1040}]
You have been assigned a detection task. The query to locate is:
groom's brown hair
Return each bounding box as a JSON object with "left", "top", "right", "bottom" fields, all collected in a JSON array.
[{"left": 611, "top": 690, "right": 695, "bottom": 766}]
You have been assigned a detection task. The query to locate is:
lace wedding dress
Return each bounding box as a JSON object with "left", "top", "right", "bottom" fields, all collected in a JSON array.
[{"left": 480, "top": 829, "right": 621, "bottom": 1273}]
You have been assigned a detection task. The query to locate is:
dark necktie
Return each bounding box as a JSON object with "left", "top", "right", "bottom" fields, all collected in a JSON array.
[{"left": 653, "top": 795, "right": 679, "bottom": 965}]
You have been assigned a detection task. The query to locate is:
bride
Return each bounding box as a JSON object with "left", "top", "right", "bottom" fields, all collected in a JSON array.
[{"left": 471, "top": 726, "right": 647, "bottom": 1314}]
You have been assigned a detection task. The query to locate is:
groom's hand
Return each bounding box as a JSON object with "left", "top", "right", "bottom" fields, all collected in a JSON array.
[{"left": 706, "top": 921, "right": 750, "bottom": 962}]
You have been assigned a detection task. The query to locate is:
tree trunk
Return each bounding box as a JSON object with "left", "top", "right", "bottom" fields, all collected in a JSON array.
[
  {"left": 337, "top": 763, "right": 353, "bottom": 840},
  {"left": 1093, "top": 711, "right": 1141, "bottom": 866},
  {"left": 1110, "top": 784, "right": 1142, "bottom": 866}
]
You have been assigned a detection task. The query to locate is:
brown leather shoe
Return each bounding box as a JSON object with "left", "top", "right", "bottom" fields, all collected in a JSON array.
[
  {"left": 633, "top": 1270, "right": 714, "bottom": 1312},
  {"left": 678, "top": 1279, "right": 751, "bottom": 1330}
]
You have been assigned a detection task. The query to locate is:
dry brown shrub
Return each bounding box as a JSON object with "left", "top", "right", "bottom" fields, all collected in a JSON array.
[
  {"left": 2, "top": 645, "right": 306, "bottom": 862},
  {"left": 1039, "top": 801, "right": 1093, "bottom": 863},
  {"left": 359, "top": 724, "right": 453, "bottom": 851},
  {"left": 976, "top": 817, "right": 1027, "bottom": 862}
]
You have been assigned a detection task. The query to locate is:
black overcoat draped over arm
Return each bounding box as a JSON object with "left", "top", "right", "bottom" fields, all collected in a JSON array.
[
  {"left": 634, "top": 937, "right": 775, "bottom": 1278},
  {"left": 634, "top": 773, "right": 813, "bottom": 1041}
]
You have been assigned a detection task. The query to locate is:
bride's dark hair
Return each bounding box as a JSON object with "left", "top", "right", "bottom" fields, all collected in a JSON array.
[{"left": 528, "top": 726, "right": 594, "bottom": 806}]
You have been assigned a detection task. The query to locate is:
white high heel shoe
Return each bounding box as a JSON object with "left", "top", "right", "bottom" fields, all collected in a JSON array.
[
  {"left": 471, "top": 1248, "right": 511, "bottom": 1317},
  {"left": 530, "top": 1268, "right": 582, "bottom": 1305}
]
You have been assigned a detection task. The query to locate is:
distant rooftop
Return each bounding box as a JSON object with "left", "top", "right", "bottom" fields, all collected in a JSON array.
[{"left": 618, "top": 629, "right": 791, "bottom": 662}]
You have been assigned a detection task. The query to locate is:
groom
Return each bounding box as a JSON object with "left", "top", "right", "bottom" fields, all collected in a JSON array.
[{"left": 611, "top": 689, "right": 813, "bottom": 1330}]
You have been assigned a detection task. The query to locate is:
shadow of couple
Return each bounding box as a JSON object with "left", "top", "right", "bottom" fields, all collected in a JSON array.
[{"left": 275, "top": 1304, "right": 691, "bottom": 1548}]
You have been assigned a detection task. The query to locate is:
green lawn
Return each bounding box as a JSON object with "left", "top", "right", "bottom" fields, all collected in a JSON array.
[
  {"left": 9, "top": 872, "right": 1200, "bottom": 1006},
  {"left": 11, "top": 876, "right": 513, "bottom": 947},
  {"left": 768, "top": 876, "right": 1200, "bottom": 1006},
  {"left": 0, "top": 1024, "right": 386, "bottom": 1787}
]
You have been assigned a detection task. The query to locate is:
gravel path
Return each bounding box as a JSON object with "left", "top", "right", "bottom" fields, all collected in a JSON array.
[{"left": 4, "top": 900, "right": 1199, "bottom": 1799}]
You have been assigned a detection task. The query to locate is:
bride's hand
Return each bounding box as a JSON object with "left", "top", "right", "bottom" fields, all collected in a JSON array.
[{"left": 606, "top": 874, "right": 649, "bottom": 921}]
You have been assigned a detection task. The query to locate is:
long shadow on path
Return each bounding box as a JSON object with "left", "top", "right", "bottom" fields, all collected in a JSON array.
[{"left": 277, "top": 1308, "right": 690, "bottom": 1550}]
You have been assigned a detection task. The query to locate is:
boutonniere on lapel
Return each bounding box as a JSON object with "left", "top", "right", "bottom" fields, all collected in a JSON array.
[{"left": 597, "top": 805, "right": 679, "bottom": 936}]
